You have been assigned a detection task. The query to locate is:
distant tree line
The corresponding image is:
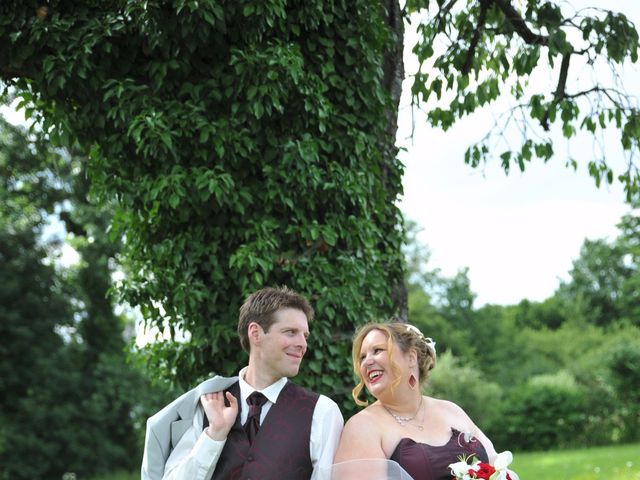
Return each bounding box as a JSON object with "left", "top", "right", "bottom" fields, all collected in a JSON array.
[
  {"left": 406, "top": 215, "right": 640, "bottom": 451},
  {"left": 0, "top": 116, "right": 173, "bottom": 479}
]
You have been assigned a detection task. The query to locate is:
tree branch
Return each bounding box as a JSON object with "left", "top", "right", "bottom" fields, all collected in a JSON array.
[
  {"left": 461, "top": 0, "right": 490, "bottom": 75},
  {"left": 565, "top": 86, "right": 633, "bottom": 109},
  {"left": 554, "top": 53, "right": 571, "bottom": 100},
  {"left": 493, "top": 0, "right": 549, "bottom": 46},
  {"left": 0, "top": 65, "right": 34, "bottom": 81},
  {"left": 436, "top": 0, "right": 461, "bottom": 31},
  {"left": 541, "top": 52, "right": 571, "bottom": 130}
]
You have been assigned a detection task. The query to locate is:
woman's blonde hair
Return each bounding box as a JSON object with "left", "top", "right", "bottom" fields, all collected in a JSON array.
[{"left": 351, "top": 322, "right": 436, "bottom": 406}]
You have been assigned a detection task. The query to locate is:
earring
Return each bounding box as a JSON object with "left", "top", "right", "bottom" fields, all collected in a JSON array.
[{"left": 409, "top": 373, "right": 417, "bottom": 390}]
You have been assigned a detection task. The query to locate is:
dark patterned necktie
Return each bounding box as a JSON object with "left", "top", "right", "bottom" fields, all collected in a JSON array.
[{"left": 244, "top": 391, "right": 268, "bottom": 444}]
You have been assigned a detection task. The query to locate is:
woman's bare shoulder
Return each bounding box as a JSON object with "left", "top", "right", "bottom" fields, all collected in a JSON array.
[
  {"left": 344, "top": 404, "right": 385, "bottom": 433},
  {"left": 334, "top": 404, "right": 387, "bottom": 462},
  {"left": 426, "top": 396, "right": 475, "bottom": 428},
  {"left": 428, "top": 396, "right": 468, "bottom": 415}
]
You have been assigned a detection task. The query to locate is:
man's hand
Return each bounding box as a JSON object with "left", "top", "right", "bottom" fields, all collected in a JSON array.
[{"left": 200, "top": 391, "right": 238, "bottom": 441}]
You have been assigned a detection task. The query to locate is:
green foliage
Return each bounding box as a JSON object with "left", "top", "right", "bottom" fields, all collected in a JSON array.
[
  {"left": 511, "top": 297, "right": 567, "bottom": 330},
  {"left": 498, "top": 371, "right": 589, "bottom": 451},
  {"left": 0, "top": 224, "right": 110, "bottom": 478},
  {"left": 606, "top": 340, "right": 640, "bottom": 441},
  {"left": 0, "top": 1, "right": 406, "bottom": 418},
  {"left": 557, "top": 206, "right": 640, "bottom": 328},
  {"left": 407, "top": 1, "right": 640, "bottom": 200},
  {"left": 426, "top": 351, "right": 503, "bottom": 435},
  {"left": 0, "top": 116, "right": 173, "bottom": 479},
  {"left": 558, "top": 239, "right": 632, "bottom": 327}
]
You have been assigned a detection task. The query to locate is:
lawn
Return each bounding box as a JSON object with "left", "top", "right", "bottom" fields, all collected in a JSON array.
[
  {"left": 511, "top": 442, "right": 640, "bottom": 480},
  {"left": 89, "top": 472, "right": 137, "bottom": 480}
]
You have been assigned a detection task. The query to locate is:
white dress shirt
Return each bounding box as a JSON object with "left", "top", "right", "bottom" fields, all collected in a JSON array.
[{"left": 162, "top": 367, "right": 344, "bottom": 480}]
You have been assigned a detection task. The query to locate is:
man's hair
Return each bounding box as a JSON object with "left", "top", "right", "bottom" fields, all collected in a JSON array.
[{"left": 237, "top": 286, "right": 314, "bottom": 352}]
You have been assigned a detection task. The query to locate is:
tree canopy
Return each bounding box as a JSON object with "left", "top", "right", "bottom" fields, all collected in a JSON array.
[
  {"left": 407, "top": 0, "right": 640, "bottom": 199},
  {"left": 1, "top": 1, "right": 406, "bottom": 406}
]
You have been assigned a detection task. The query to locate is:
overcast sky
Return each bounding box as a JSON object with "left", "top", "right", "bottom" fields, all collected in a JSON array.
[{"left": 397, "top": 1, "right": 639, "bottom": 306}]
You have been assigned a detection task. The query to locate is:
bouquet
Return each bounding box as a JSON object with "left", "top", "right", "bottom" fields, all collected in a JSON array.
[{"left": 448, "top": 451, "right": 519, "bottom": 480}]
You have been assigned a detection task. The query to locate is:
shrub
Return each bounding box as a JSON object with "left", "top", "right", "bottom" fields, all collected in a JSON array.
[
  {"left": 426, "top": 352, "right": 504, "bottom": 437},
  {"left": 496, "top": 371, "right": 588, "bottom": 451}
]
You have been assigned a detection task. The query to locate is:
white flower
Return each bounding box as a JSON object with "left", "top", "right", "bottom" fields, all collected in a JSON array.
[
  {"left": 492, "top": 451, "right": 518, "bottom": 480},
  {"left": 449, "top": 459, "right": 472, "bottom": 476},
  {"left": 493, "top": 451, "right": 513, "bottom": 470}
]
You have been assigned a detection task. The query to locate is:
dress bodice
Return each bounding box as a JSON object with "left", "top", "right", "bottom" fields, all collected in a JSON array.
[{"left": 389, "top": 428, "right": 489, "bottom": 480}]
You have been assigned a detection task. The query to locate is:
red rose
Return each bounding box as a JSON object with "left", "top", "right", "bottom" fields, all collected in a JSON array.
[{"left": 473, "top": 462, "right": 497, "bottom": 479}]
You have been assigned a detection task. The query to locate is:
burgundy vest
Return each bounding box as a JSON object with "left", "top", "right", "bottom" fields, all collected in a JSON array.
[{"left": 212, "top": 381, "right": 319, "bottom": 480}]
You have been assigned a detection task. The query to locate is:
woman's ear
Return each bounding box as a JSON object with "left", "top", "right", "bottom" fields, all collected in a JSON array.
[{"left": 408, "top": 348, "right": 418, "bottom": 368}]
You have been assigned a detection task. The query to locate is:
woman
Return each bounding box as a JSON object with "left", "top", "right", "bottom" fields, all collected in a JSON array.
[{"left": 333, "top": 322, "right": 510, "bottom": 480}]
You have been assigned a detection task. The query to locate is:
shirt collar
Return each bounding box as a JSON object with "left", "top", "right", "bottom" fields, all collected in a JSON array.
[{"left": 238, "top": 366, "right": 288, "bottom": 406}]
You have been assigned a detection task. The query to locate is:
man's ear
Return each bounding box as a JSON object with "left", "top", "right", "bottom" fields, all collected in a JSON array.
[{"left": 247, "top": 322, "right": 261, "bottom": 346}]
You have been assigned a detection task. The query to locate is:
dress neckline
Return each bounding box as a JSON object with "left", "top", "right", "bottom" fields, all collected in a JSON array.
[
  {"left": 393, "top": 427, "right": 461, "bottom": 452},
  {"left": 390, "top": 427, "right": 489, "bottom": 465}
]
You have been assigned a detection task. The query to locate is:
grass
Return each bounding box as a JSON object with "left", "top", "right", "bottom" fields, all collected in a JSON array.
[
  {"left": 511, "top": 443, "right": 640, "bottom": 480},
  {"left": 88, "top": 472, "right": 137, "bottom": 480}
]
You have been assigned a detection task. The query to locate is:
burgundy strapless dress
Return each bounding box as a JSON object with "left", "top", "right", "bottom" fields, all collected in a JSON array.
[{"left": 389, "top": 428, "right": 489, "bottom": 480}]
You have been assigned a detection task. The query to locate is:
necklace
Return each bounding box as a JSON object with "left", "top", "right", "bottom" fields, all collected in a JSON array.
[{"left": 384, "top": 396, "right": 424, "bottom": 430}]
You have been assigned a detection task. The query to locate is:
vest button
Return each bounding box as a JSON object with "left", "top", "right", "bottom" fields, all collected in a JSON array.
[{"left": 247, "top": 455, "right": 254, "bottom": 462}]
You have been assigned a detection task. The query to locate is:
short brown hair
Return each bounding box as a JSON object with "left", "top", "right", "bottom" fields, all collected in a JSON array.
[
  {"left": 351, "top": 322, "right": 436, "bottom": 406},
  {"left": 237, "top": 286, "right": 314, "bottom": 352}
]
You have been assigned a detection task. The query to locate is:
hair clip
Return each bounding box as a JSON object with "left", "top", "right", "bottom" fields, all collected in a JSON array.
[
  {"left": 405, "top": 324, "right": 437, "bottom": 355},
  {"left": 424, "top": 337, "right": 436, "bottom": 355},
  {"left": 405, "top": 324, "right": 423, "bottom": 337}
]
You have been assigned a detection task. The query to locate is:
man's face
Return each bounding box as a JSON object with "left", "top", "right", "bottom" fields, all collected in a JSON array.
[{"left": 253, "top": 308, "right": 309, "bottom": 381}]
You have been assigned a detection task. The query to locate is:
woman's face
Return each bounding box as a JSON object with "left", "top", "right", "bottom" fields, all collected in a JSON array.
[{"left": 358, "top": 329, "right": 410, "bottom": 398}]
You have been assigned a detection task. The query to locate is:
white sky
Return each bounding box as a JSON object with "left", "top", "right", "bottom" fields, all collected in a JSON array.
[{"left": 397, "top": 1, "right": 639, "bottom": 306}]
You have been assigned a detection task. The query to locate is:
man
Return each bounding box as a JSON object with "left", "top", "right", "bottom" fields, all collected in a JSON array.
[{"left": 154, "top": 286, "right": 344, "bottom": 480}]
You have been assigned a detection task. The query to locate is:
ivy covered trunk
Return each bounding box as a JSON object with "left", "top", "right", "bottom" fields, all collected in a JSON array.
[{"left": 0, "top": 1, "right": 407, "bottom": 411}]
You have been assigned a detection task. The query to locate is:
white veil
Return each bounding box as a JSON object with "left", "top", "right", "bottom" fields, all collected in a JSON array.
[{"left": 318, "top": 459, "right": 414, "bottom": 480}]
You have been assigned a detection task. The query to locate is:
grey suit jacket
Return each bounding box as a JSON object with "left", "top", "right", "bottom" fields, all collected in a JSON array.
[{"left": 141, "top": 375, "right": 239, "bottom": 480}]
